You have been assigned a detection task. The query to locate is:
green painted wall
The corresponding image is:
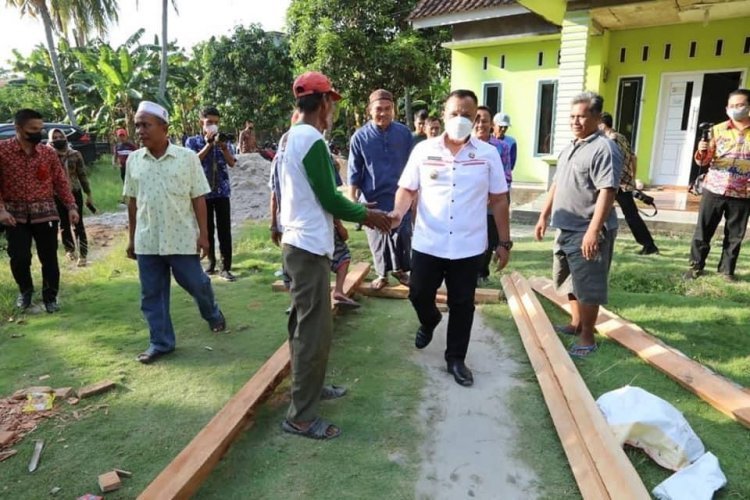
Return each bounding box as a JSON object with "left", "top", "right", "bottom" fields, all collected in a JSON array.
[
  {"left": 447, "top": 17, "right": 749, "bottom": 185},
  {"left": 602, "top": 18, "right": 750, "bottom": 184},
  {"left": 451, "top": 39, "right": 561, "bottom": 184}
]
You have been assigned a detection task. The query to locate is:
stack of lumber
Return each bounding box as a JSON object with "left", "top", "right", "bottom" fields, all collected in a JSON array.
[
  {"left": 138, "top": 263, "right": 370, "bottom": 499},
  {"left": 529, "top": 276, "right": 750, "bottom": 429},
  {"left": 501, "top": 272, "right": 649, "bottom": 500}
]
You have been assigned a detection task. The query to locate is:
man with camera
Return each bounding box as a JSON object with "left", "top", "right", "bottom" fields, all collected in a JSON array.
[
  {"left": 186, "top": 106, "right": 237, "bottom": 281},
  {"left": 600, "top": 112, "right": 659, "bottom": 255},
  {"left": 686, "top": 89, "right": 750, "bottom": 282}
]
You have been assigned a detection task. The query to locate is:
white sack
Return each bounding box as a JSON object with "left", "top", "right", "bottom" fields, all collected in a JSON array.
[
  {"left": 596, "top": 386, "right": 704, "bottom": 470},
  {"left": 652, "top": 452, "right": 727, "bottom": 500}
]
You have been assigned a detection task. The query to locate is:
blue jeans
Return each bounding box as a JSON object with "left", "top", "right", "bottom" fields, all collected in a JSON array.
[{"left": 136, "top": 254, "right": 222, "bottom": 353}]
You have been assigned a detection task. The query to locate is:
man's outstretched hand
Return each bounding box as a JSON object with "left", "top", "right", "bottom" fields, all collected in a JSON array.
[{"left": 363, "top": 209, "right": 392, "bottom": 233}]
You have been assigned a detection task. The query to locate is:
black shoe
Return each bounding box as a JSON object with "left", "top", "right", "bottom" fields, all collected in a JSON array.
[
  {"left": 415, "top": 313, "right": 442, "bottom": 349},
  {"left": 205, "top": 267, "right": 217, "bottom": 275},
  {"left": 447, "top": 360, "right": 474, "bottom": 387},
  {"left": 44, "top": 301, "right": 60, "bottom": 313},
  {"left": 639, "top": 246, "right": 659, "bottom": 255},
  {"left": 15, "top": 293, "right": 32, "bottom": 310},
  {"left": 219, "top": 270, "right": 237, "bottom": 282}
]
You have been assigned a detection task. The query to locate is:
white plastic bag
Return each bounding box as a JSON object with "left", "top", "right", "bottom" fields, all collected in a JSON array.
[
  {"left": 652, "top": 452, "right": 727, "bottom": 500},
  {"left": 596, "top": 386, "right": 704, "bottom": 470}
]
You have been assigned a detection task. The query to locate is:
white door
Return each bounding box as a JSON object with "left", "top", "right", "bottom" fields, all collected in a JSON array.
[{"left": 652, "top": 74, "right": 703, "bottom": 186}]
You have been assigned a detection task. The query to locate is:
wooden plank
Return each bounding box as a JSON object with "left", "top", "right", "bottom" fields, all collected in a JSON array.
[
  {"left": 138, "top": 343, "right": 291, "bottom": 500},
  {"left": 140, "top": 263, "right": 369, "bottom": 500},
  {"left": 529, "top": 276, "right": 750, "bottom": 428},
  {"left": 77, "top": 380, "right": 116, "bottom": 399},
  {"left": 511, "top": 274, "right": 649, "bottom": 500},
  {"left": 501, "top": 276, "right": 609, "bottom": 500}
]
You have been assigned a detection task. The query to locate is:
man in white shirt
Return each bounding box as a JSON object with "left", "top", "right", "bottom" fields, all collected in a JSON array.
[{"left": 389, "top": 89, "right": 512, "bottom": 387}]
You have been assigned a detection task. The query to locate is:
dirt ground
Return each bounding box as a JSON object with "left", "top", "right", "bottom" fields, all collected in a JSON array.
[{"left": 414, "top": 313, "right": 539, "bottom": 500}]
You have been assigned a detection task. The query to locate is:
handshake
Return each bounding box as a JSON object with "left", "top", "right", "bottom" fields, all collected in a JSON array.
[{"left": 361, "top": 203, "right": 403, "bottom": 233}]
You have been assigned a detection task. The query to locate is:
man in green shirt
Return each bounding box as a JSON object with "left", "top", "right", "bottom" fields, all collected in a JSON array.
[
  {"left": 279, "top": 72, "right": 392, "bottom": 440},
  {"left": 124, "top": 101, "right": 226, "bottom": 364}
]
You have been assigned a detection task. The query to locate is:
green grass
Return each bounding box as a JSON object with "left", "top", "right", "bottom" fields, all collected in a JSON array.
[
  {"left": 0, "top": 222, "right": 423, "bottom": 499},
  {"left": 86, "top": 155, "right": 126, "bottom": 214},
  {"left": 483, "top": 233, "right": 750, "bottom": 499},
  {"left": 1, "top": 213, "right": 749, "bottom": 498}
]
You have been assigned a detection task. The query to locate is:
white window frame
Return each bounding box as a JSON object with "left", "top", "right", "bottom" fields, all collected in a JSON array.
[{"left": 534, "top": 79, "right": 557, "bottom": 156}]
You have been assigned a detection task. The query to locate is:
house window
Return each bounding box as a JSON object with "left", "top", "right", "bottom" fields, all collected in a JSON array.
[
  {"left": 557, "top": 50, "right": 561, "bottom": 65},
  {"left": 500, "top": 55, "right": 506, "bottom": 69},
  {"left": 616, "top": 77, "right": 643, "bottom": 149},
  {"left": 535, "top": 80, "right": 557, "bottom": 155},
  {"left": 664, "top": 43, "right": 671, "bottom": 60},
  {"left": 715, "top": 39, "right": 723, "bottom": 56},
  {"left": 689, "top": 41, "right": 697, "bottom": 58},
  {"left": 483, "top": 57, "right": 488, "bottom": 70},
  {"left": 642, "top": 46, "right": 649, "bottom": 62},
  {"left": 744, "top": 37, "right": 750, "bottom": 54},
  {"left": 537, "top": 51, "right": 544, "bottom": 67},
  {"left": 619, "top": 47, "right": 626, "bottom": 63},
  {"left": 483, "top": 83, "right": 502, "bottom": 117}
]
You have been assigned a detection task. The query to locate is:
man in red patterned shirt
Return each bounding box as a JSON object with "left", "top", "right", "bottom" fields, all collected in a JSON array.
[{"left": 0, "top": 109, "right": 79, "bottom": 312}]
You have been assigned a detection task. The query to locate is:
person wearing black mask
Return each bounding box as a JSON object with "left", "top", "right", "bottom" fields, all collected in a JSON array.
[
  {"left": 49, "top": 128, "right": 93, "bottom": 267},
  {"left": 0, "top": 109, "right": 79, "bottom": 312}
]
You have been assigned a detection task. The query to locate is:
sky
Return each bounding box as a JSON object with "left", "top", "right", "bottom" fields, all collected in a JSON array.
[{"left": 0, "top": 0, "right": 292, "bottom": 69}]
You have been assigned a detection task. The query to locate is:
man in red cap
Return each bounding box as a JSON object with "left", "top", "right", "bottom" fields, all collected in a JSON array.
[
  {"left": 348, "top": 88, "right": 414, "bottom": 290},
  {"left": 278, "top": 71, "right": 392, "bottom": 440},
  {"left": 112, "top": 128, "right": 138, "bottom": 188}
]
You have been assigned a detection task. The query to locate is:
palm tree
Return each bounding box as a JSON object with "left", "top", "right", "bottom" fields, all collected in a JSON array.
[{"left": 6, "top": 0, "right": 119, "bottom": 126}]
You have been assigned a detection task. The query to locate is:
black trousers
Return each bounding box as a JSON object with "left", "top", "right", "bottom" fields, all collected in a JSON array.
[
  {"left": 616, "top": 189, "right": 656, "bottom": 250},
  {"left": 479, "top": 214, "right": 499, "bottom": 278},
  {"left": 206, "top": 197, "right": 232, "bottom": 271},
  {"left": 689, "top": 190, "right": 750, "bottom": 276},
  {"left": 6, "top": 220, "right": 60, "bottom": 302},
  {"left": 56, "top": 191, "right": 88, "bottom": 258},
  {"left": 409, "top": 249, "right": 481, "bottom": 362}
]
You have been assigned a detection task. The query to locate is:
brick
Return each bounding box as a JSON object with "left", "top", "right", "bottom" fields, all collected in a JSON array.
[
  {"left": 0, "top": 430, "right": 15, "bottom": 447},
  {"left": 98, "top": 471, "right": 122, "bottom": 493},
  {"left": 78, "top": 380, "right": 116, "bottom": 399},
  {"left": 54, "top": 387, "right": 73, "bottom": 399},
  {"left": 13, "top": 386, "right": 53, "bottom": 399}
]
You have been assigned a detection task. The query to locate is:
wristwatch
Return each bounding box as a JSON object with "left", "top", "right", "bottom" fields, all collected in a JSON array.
[{"left": 497, "top": 240, "right": 513, "bottom": 250}]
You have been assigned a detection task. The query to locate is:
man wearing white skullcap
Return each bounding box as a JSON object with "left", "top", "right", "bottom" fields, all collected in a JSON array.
[{"left": 124, "top": 100, "right": 227, "bottom": 364}]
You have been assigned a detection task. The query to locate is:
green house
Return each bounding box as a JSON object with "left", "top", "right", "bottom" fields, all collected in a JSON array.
[{"left": 410, "top": 0, "right": 750, "bottom": 190}]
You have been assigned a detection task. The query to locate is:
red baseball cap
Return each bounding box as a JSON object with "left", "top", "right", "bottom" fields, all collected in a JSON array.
[
  {"left": 115, "top": 128, "right": 127, "bottom": 137},
  {"left": 292, "top": 71, "right": 342, "bottom": 101}
]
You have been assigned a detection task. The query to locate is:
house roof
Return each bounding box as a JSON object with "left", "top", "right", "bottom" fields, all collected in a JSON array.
[{"left": 409, "top": 0, "right": 517, "bottom": 21}]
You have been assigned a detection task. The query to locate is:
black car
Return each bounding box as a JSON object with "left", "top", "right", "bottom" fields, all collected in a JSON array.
[{"left": 0, "top": 123, "right": 98, "bottom": 164}]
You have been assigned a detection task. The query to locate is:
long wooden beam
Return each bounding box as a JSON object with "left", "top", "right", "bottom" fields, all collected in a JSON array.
[
  {"left": 501, "top": 275, "right": 609, "bottom": 499},
  {"left": 271, "top": 281, "right": 503, "bottom": 304},
  {"left": 529, "top": 276, "right": 750, "bottom": 428},
  {"left": 139, "top": 263, "right": 371, "bottom": 499},
  {"left": 502, "top": 273, "right": 649, "bottom": 500}
]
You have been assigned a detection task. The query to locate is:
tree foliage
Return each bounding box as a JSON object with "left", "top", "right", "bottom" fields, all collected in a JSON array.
[
  {"left": 196, "top": 24, "right": 294, "bottom": 139},
  {"left": 286, "top": 0, "right": 450, "bottom": 121}
]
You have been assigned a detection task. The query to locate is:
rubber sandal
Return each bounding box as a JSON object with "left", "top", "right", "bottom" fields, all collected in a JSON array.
[
  {"left": 210, "top": 311, "right": 226, "bottom": 333},
  {"left": 370, "top": 276, "right": 388, "bottom": 290},
  {"left": 554, "top": 324, "right": 580, "bottom": 336},
  {"left": 136, "top": 349, "right": 174, "bottom": 364},
  {"left": 333, "top": 296, "right": 360, "bottom": 310},
  {"left": 320, "top": 384, "right": 347, "bottom": 400},
  {"left": 569, "top": 343, "right": 598, "bottom": 358},
  {"left": 281, "top": 418, "right": 341, "bottom": 440}
]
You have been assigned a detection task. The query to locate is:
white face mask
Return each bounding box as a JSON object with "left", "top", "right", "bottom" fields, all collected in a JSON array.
[
  {"left": 205, "top": 124, "right": 219, "bottom": 135},
  {"left": 444, "top": 116, "right": 473, "bottom": 141},
  {"left": 727, "top": 106, "right": 749, "bottom": 122}
]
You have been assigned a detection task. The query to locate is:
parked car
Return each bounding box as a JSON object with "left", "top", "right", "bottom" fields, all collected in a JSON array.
[{"left": 0, "top": 123, "right": 98, "bottom": 164}]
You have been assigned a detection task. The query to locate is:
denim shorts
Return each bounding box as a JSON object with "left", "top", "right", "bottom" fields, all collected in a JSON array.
[{"left": 552, "top": 228, "right": 617, "bottom": 305}]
